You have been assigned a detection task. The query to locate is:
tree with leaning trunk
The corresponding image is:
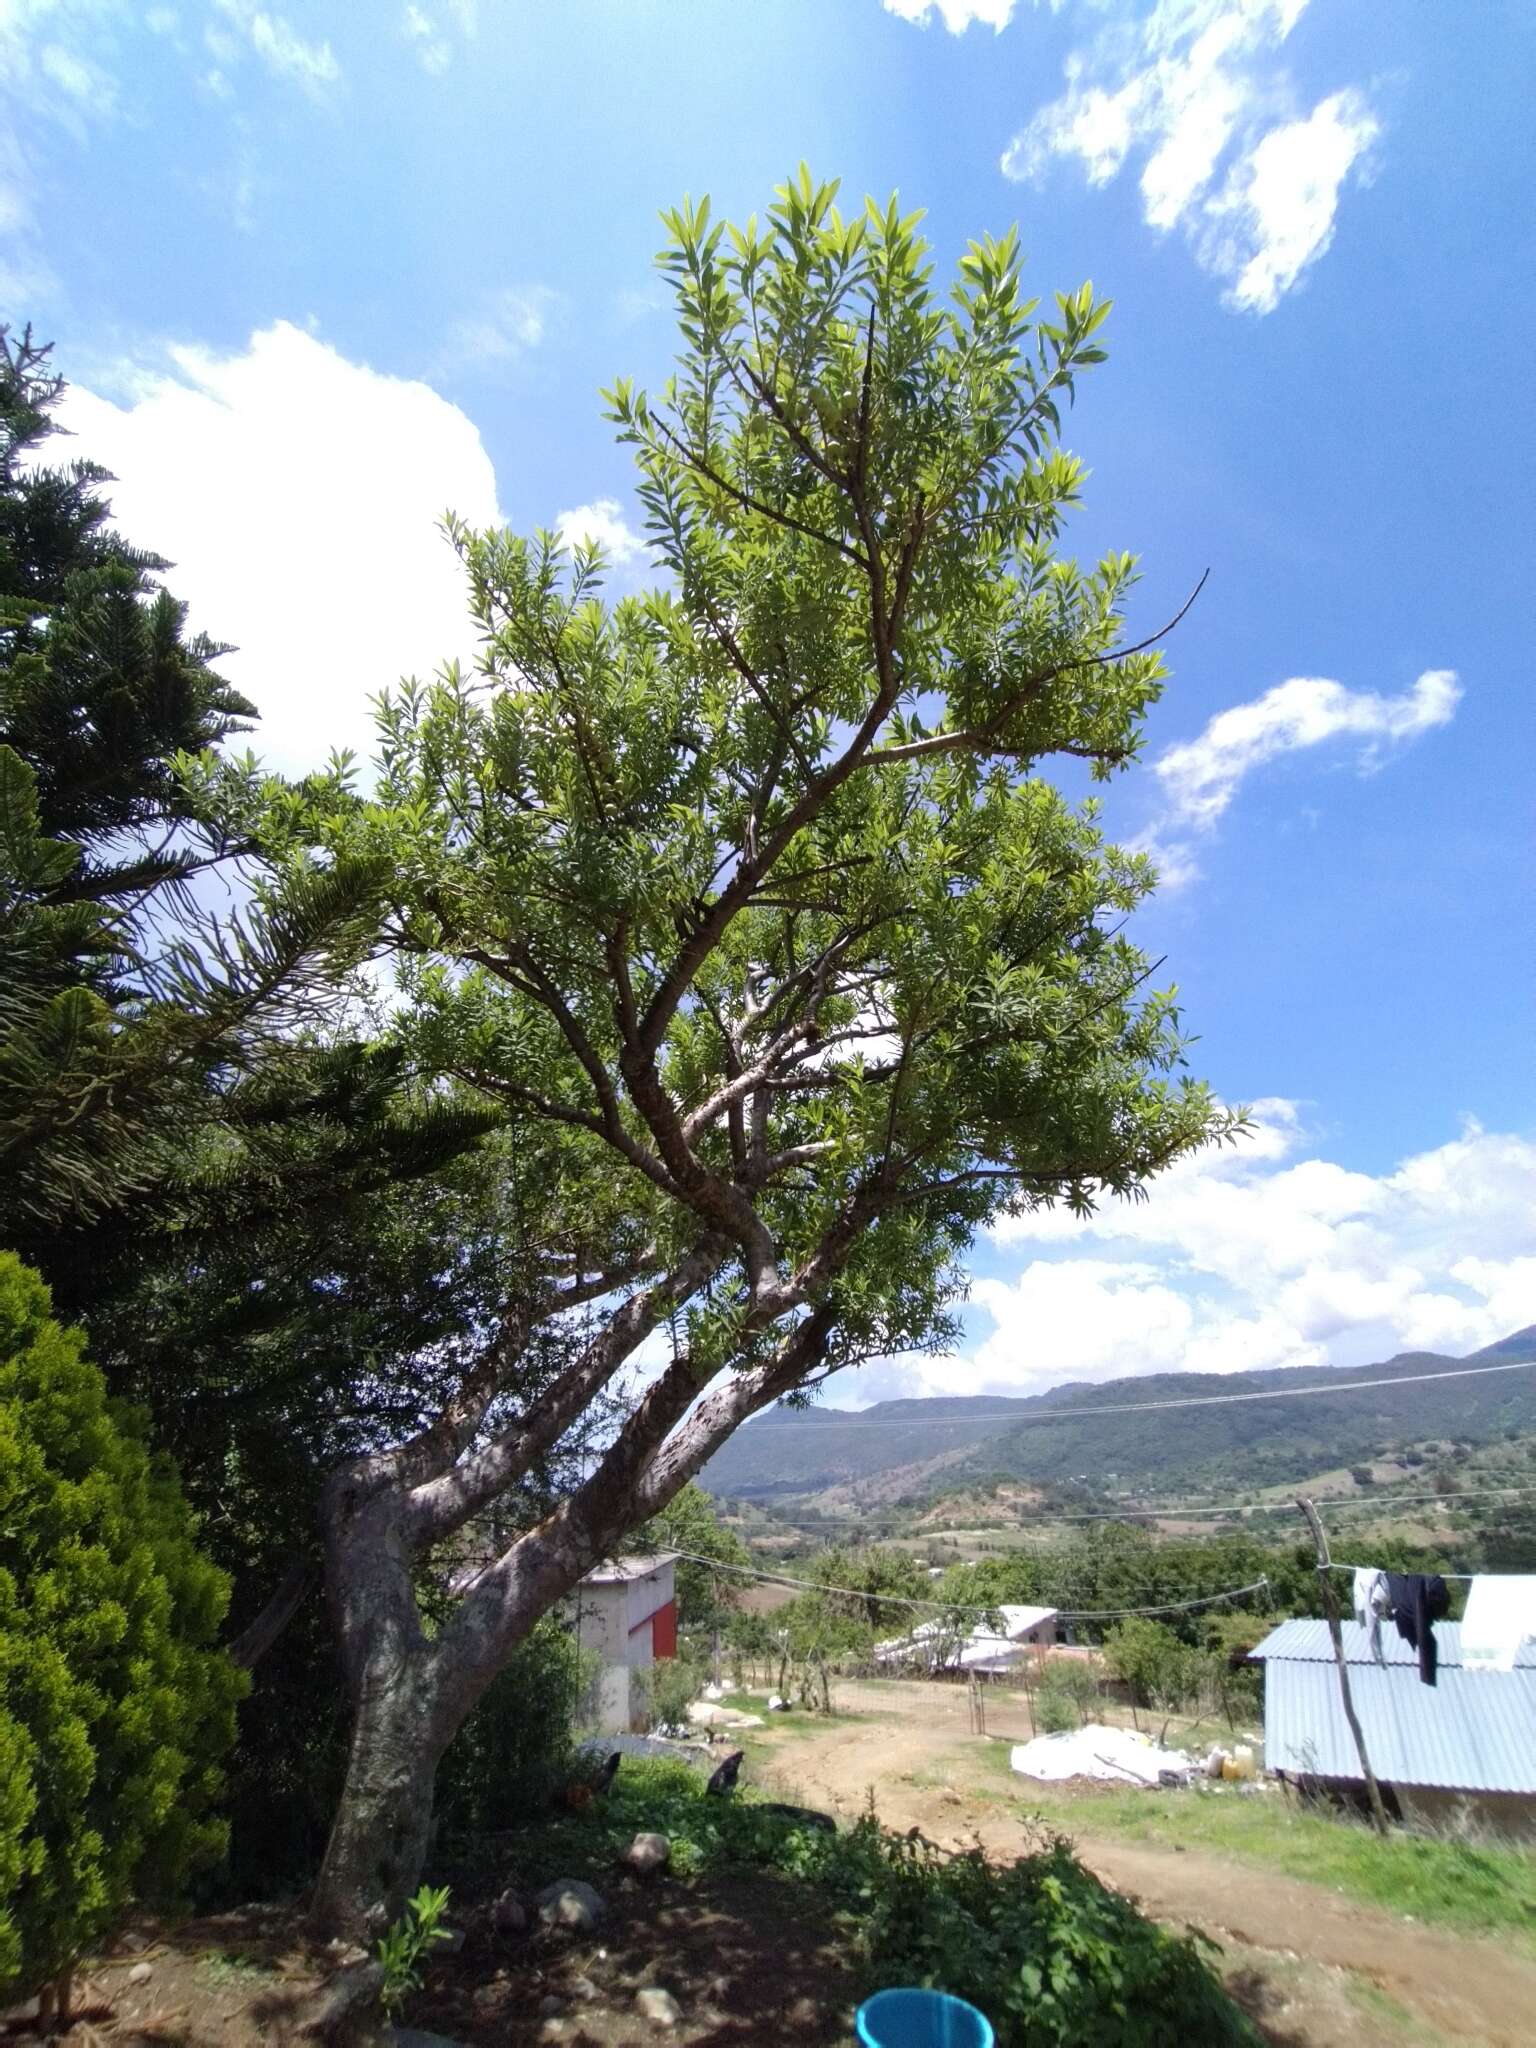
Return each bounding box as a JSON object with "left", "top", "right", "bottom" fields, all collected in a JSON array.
[{"left": 301, "top": 168, "right": 1239, "bottom": 1933}]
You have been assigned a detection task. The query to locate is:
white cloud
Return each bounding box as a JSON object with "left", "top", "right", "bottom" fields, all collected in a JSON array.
[
  {"left": 555, "top": 498, "right": 644, "bottom": 566},
  {"left": 1003, "top": 0, "right": 1378, "bottom": 312},
  {"left": 444, "top": 286, "right": 558, "bottom": 369},
  {"left": 1134, "top": 669, "right": 1460, "bottom": 887},
  {"left": 1202, "top": 88, "right": 1379, "bottom": 312},
  {"left": 39, "top": 39, "right": 112, "bottom": 107},
  {"left": 402, "top": 4, "right": 451, "bottom": 74},
  {"left": 895, "top": 1110, "right": 1536, "bottom": 1400},
  {"left": 1156, "top": 670, "right": 1460, "bottom": 831},
  {"left": 59, "top": 322, "right": 502, "bottom": 775},
  {"left": 212, "top": 0, "right": 339, "bottom": 92},
  {"left": 883, "top": 0, "right": 1021, "bottom": 30}
]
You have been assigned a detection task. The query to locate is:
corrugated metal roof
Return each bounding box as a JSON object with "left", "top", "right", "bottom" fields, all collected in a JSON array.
[
  {"left": 1263, "top": 1657, "right": 1536, "bottom": 1793},
  {"left": 1252, "top": 1618, "right": 1536, "bottom": 1669},
  {"left": 582, "top": 1552, "right": 677, "bottom": 1585}
]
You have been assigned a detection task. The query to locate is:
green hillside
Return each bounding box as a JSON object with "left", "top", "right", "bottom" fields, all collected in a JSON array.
[{"left": 700, "top": 1326, "right": 1536, "bottom": 1505}]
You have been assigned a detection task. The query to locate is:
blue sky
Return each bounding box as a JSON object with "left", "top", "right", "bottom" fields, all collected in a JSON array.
[{"left": 5, "top": 0, "right": 1532, "bottom": 1398}]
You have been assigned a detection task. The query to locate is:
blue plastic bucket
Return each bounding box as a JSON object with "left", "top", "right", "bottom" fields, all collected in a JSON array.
[{"left": 855, "top": 1987, "right": 995, "bottom": 2048}]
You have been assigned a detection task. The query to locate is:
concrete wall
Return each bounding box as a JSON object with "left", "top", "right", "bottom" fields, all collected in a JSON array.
[{"left": 572, "top": 1560, "right": 678, "bottom": 1736}]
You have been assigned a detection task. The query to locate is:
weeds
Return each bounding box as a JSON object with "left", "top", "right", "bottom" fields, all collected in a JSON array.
[{"left": 374, "top": 1884, "right": 453, "bottom": 2018}]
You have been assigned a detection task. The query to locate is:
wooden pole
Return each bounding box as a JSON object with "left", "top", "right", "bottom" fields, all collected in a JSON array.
[{"left": 1295, "top": 1497, "right": 1391, "bottom": 1837}]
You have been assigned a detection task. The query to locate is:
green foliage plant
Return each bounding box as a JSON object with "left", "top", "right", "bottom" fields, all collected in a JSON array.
[
  {"left": 0, "top": 1254, "right": 245, "bottom": 2002},
  {"left": 504, "top": 1757, "right": 1257, "bottom": 2046},
  {"left": 374, "top": 1882, "right": 453, "bottom": 2017},
  {"left": 299, "top": 164, "right": 1239, "bottom": 1931}
]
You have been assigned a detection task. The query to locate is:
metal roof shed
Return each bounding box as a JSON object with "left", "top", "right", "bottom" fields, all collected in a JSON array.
[{"left": 1251, "top": 1619, "right": 1536, "bottom": 1836}]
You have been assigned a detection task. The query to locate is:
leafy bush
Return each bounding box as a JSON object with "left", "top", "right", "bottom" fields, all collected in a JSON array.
[
  {"left": 631, "top": 1651, "right": 706, "bottom": 1734},
  {"left": 0, "top": 1255, "right": 245, "bottom": 1997},
  {"left": 433, "top": 1617, "right": 587, "bottom": 1839},
  {"left": 502, "top": 1759, "right": 1258, "bottom": 2046},
  {"left": 1034, "top": 1678, "right": 1078, "bottom": 1734},
  {"left": 858, "top": 1829, "right": 1258, "bottom": 2045}
]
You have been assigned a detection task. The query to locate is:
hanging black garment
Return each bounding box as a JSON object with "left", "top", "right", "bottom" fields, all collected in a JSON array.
[{"left": 1385, "top": 1571, "right": 1451, "bottom": 1685}]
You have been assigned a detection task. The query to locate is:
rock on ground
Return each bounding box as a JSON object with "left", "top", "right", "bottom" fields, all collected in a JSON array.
[
  {"left": 623, "top": 1831, "right": 671, "bottom": 1875},
  {"left": 535, "top": 1879, "right": 607, "bottom": 1931},
  {"left": 635, "top": 1985, "right": 683, "bottom": 2027}
]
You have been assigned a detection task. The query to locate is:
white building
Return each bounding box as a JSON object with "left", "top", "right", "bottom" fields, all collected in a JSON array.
[
  {"left": 571, "top": 1552, "right": 680, "bottom": 1734},
  {"left": 876, "top": 1603, "right": 1057, "bottom": 1676}
]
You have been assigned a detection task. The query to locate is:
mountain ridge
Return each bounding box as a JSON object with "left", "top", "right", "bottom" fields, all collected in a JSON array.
[{"left": 700, "top": 1326, "right": 1536, "bottom": 1506}]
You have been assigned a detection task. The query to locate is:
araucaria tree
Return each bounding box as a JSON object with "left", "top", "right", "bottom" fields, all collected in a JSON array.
[{"left": 306, "top": 170, "right": 1236, "bottom": 1930}]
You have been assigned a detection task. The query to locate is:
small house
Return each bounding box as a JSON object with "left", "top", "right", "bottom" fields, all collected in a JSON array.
[
  {"left": 572, "top": 1552, "right": 679, "bottom": 1735},
  {"left": 1251, "top": 1618, "right": 1536, "bottom": 1838},
  {"left": 876, "top": 1603, "right": 1057, "bottom": 1676}
]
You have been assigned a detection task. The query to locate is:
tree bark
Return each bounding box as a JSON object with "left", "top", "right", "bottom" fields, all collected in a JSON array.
[{"left": 311, "top": 1664, "right": 448, "bottom": 1937}]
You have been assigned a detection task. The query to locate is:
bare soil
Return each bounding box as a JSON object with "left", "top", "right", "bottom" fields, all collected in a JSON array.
[
  {"left": 748, "top": 1676, "right": 1536, "bottom": 2047},
  {"left": 7, "top": 1874, "right": 859, "bottom": 2048}
]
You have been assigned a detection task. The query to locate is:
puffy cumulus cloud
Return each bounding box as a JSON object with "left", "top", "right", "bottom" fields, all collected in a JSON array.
[
  {"left": 554, "top": 498, "right": 645, "bottom": 567},
  {"left": 1002, "top": 0, "right": 1378, "bottom": 313},
  {"left": 1133, "top": 669, "right": 1460, "bottom": 888},
  {"left": 889, "top": 1110, "right": 1536, "bottom": 1401},
  {"left": 59, "top": 321, "right": 502, "bottom": 776},
  {"left": 883, "top": 0, "right": 1022, "bottom": 30}
]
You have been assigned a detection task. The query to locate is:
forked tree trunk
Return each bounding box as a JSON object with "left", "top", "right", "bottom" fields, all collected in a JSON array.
[{"left": 308, "top": 1480, "right": 596, "bottom": 1936}]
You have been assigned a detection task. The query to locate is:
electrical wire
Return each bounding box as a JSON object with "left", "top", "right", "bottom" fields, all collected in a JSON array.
[
  {"left": 748, "top": 1482, "right": 1536, "bottom": 1534},
  {"left": 663, "top": 1543, "right": 1273, "bottom": 1624},
  {"left": 742, "top": 1355, "right": 1536, "bottom": 1427}
]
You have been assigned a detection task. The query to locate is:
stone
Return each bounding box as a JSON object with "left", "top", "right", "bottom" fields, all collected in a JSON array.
[
  {"left": 569, "top": 1974, "right": 600, "bottom": 2002},
  {"left": 120, "top": 1931, "right": 149, "bottom": 1954},
  {"left": 537, "top": 2023, "right": 571, "bottom": 2045},
  {"left": 535, "top": 1879, "right": 606, "bottom": 1931},
  {"left": 472, "top": 1983, "right": 501, "bottom": 2011},
  {"left": 538, "top": 1993, "right": 565, "bottom": 2017},
  {"left": 622, "top": 1830, "right": 671, "bottom": 1876},
  {"left": 126, "top": 1962, "right": 153, "bottom": 1986},
  {"left": 636, "top": 1986, "right": 683, "bottom": 2027},
  {"left": 490, "top": 1888, "right": 528, "bottom": 1935},
  {"left": 434, "top": 1923, "right": 466, "bottom": 1954}
]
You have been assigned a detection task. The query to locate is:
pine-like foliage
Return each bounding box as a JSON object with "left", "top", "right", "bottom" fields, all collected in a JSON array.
[
  {"left": 0, "top": 325, "right": 473, "bottom": 1257},
  {"left": 0, "top": 1254, "right": 245, "bottom": 1997}
]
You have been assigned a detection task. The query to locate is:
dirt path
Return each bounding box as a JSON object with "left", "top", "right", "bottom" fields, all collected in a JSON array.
[{"left": 749, "top": 1682, "right": 1536, "bottom": 2047}]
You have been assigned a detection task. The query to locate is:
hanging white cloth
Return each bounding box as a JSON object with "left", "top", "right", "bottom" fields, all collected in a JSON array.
[
  {"left": 1352, "top": 1567, "right": 1391, "bottom": 1662},
  {"left": 1461, "top": 1575, "right": 1536, "bottom": 1673}
]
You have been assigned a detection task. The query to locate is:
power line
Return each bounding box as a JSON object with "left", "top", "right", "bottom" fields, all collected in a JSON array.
[
  {"left": 663, "top": 1543, "right": 1273, "bottom": 1625},
  {"left": 742, "top": 1356, "right": 1536, "bottom": 1428},
  {"left": 746, "top": 1482, "right": 1536, "bottom": 1533}
]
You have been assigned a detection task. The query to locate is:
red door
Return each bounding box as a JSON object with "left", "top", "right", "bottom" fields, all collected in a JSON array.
[{"left": 650, "top": 1599, "right": 677, "bottom": 1660}]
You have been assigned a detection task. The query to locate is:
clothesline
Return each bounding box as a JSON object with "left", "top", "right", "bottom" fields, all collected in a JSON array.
[
  {"left": 1329, "top": 1559, "right": 1478, "bottom": 1582},
  {"left": 663, "top": 1543, "right": 1271, "bottom": 1624}
]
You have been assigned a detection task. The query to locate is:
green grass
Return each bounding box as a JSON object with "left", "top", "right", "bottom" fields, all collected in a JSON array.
[{"left": 961, "top": 1742, "right": 1536, "bottom": 1950}]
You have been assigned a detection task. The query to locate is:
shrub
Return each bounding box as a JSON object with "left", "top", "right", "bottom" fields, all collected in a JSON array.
[
  {"left": 1034, "top": 1679, "right": 1078, "bottom": 1734},
  {"left": 0, "top": 1255, "right": 245, "bottom": 1998},
  {"left": 433, "top": 1617, "right": 588, "bottom": 1839},
  {"left": 631, "top": 1650, "right": 706, "bottom": 1733},
  {"left": 858, "top": 1828, "right": 1258, "bottom": 2044},
  {"left": 516, "top": 1760, "right": 1258, "bottom": 2045}
]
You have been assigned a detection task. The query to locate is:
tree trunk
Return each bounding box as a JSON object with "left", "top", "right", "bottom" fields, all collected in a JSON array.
[{"left": 311, "top": 1663, "right": 447, "bottom": 1937}]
